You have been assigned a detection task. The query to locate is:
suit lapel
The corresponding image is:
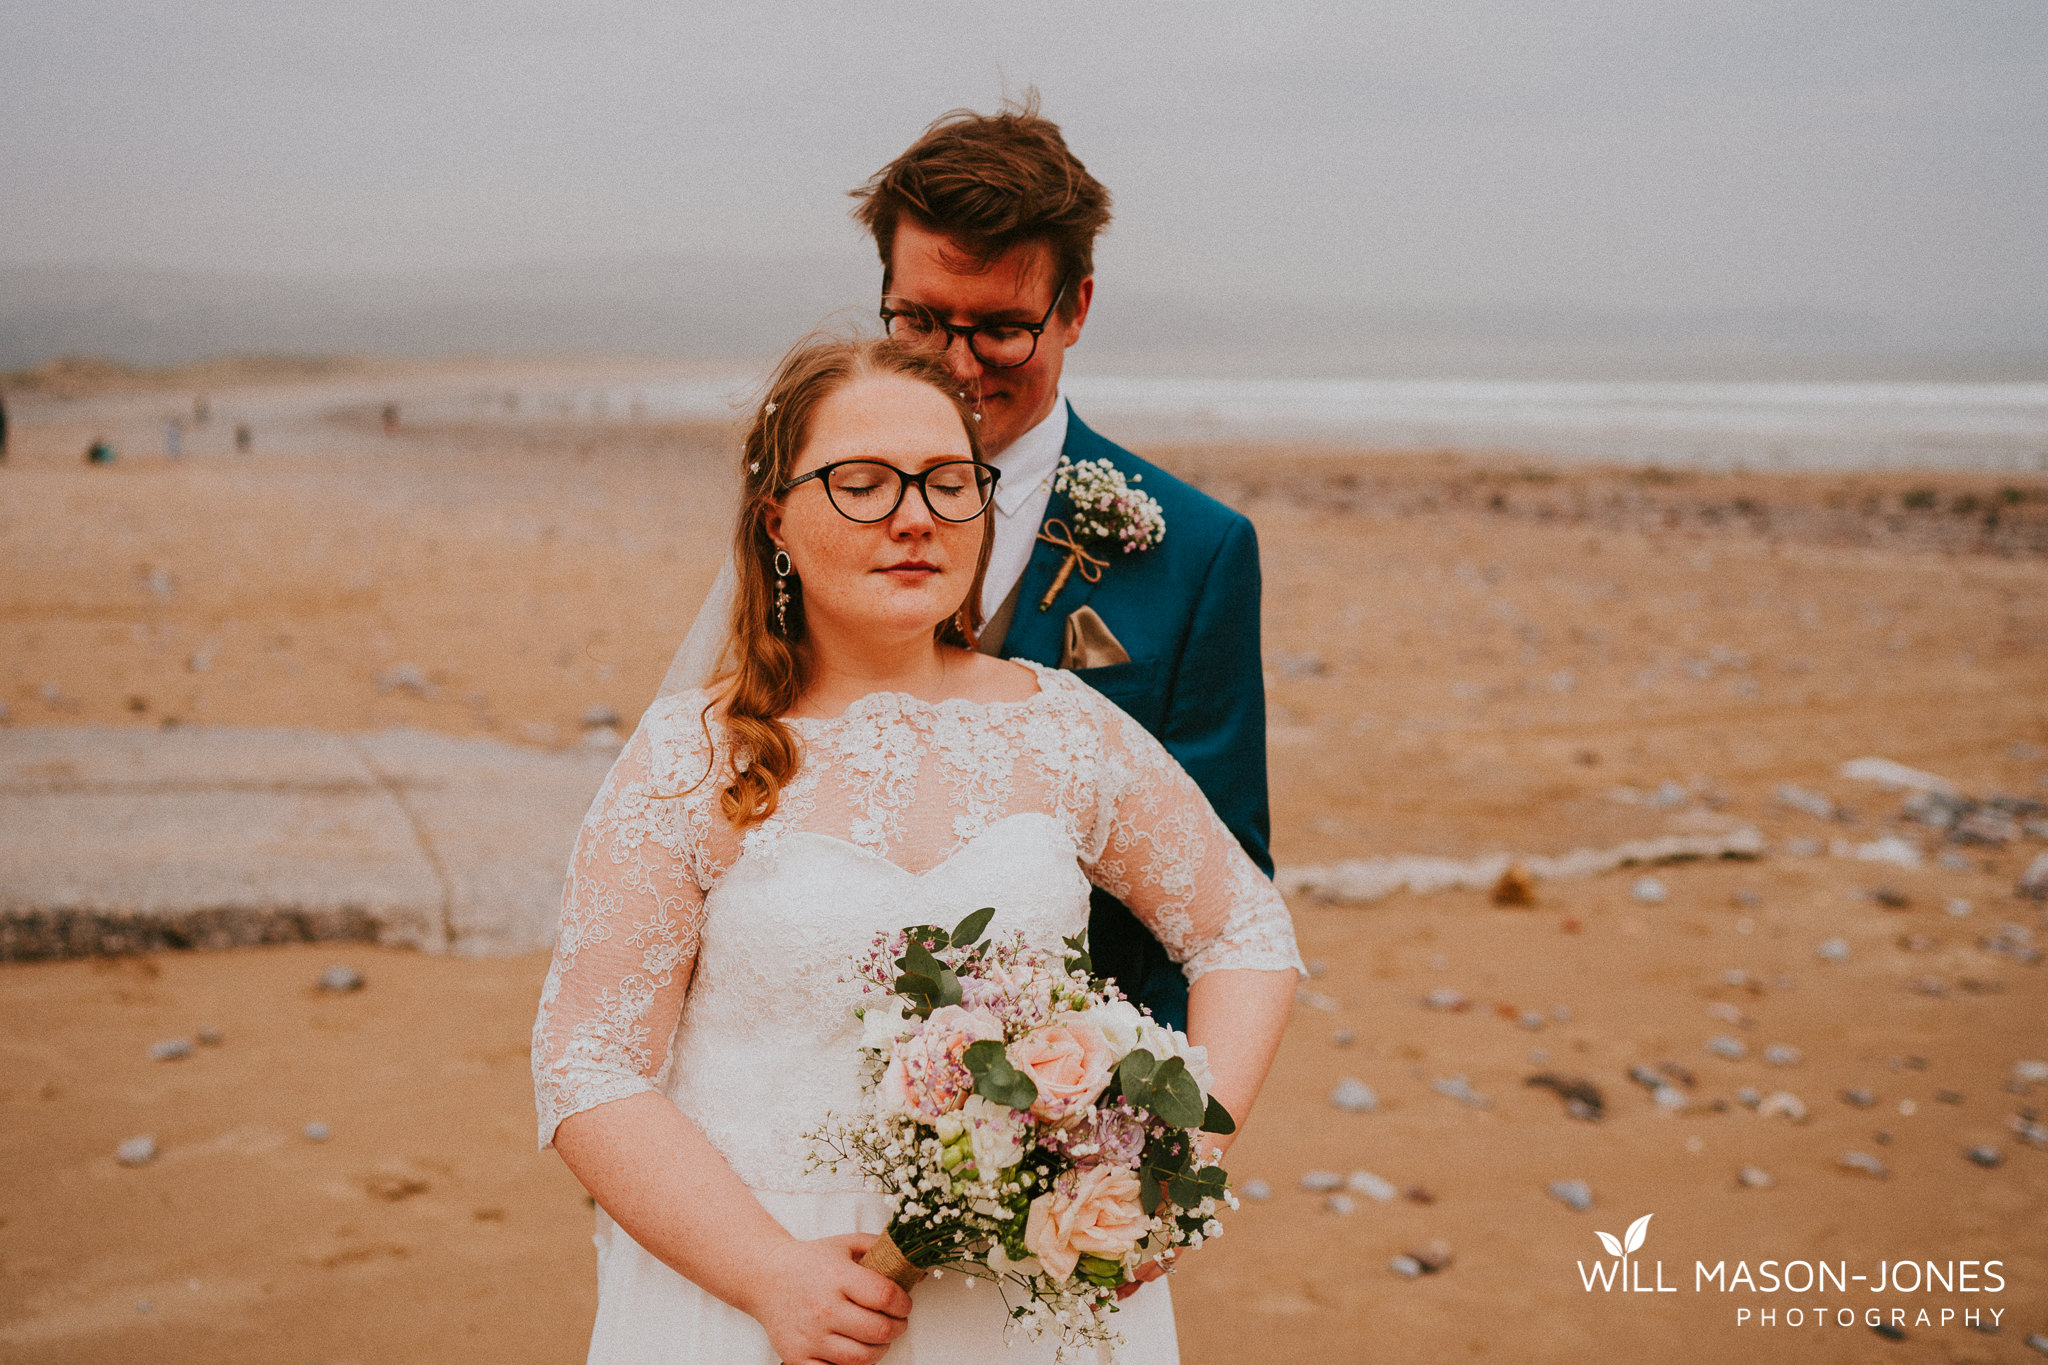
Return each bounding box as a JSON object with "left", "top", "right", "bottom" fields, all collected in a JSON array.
[{"left": 1003, "top": 414, "right": 1106, "bottom": 666}]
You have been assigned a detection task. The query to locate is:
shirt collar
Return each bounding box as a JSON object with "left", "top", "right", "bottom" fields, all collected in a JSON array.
[{"left": 989, "top": 387, "right": 1069, "bottom": 517}]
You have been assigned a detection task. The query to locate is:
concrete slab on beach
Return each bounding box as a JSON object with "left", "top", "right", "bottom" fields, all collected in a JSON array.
[{"left": 0, "top": 726, "right": 616, "bottom": 961}]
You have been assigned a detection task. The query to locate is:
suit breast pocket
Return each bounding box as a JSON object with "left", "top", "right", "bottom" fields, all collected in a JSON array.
[{"left": 1071, "top": 658, "right": 1163, "bottom": 730}]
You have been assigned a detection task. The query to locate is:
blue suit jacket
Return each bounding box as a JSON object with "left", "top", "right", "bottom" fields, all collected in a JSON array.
[{"left": 1001, "top": 410, "right": 1271, "bottom": 1031}]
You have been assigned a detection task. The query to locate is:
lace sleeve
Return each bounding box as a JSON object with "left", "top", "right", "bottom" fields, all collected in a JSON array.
[
  {"left": 1074, "top": 687, "right": 1305, "bottom": 982},
  {"left": 532, "top": 700, "right": 711, "bottom": 1148}
]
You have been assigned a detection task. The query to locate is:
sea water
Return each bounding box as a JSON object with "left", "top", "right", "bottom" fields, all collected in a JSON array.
[{"left": 436, "top": 376, "right": 2048, "bottom": 473}]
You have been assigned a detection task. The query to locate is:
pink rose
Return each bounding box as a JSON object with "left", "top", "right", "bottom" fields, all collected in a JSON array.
[
  {"left": 1008, "top": 1018, "right": 1115, "bottom": 1124},
  {"left": 1024, "top": 1164, "right": 1149, "bottom": 1281},
  {"left": 880, "top": 1005, "right": 1003, "bottom": 1119}
]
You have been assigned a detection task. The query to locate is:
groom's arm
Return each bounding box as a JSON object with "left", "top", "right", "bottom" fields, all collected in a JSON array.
[{"left": 1162, "top": 514, "right": 1272, "bottom": 876}]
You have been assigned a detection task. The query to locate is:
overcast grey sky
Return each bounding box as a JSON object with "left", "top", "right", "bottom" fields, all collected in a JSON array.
[{"left": 6, "top": 0, "right": 2046, "bottom": 331}]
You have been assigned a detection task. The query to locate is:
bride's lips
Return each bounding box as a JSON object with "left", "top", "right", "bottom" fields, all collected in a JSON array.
[{"left": 878, "top": 560, "right": 939, "bottom": 580}]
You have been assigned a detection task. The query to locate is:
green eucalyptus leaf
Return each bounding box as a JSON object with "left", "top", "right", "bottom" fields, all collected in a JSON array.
[
  {"left": 1138, "top": 1167, "right": 1163, "bottom": 1216},
  {"left": 1144, "top": 1056, "right": 1206, "bottom": 1129},
  {"left": 1200, "top": 1093, "right": 1237, "bottom": 1135},
  {"left": 1168, "top": 1173, "right": 1199, "bottom": 1207},
  {"left": 963, "top": 1039, "right": 1038, "bottom": 1110},
  {"left": 949, "top": 907, "right": 996, "bottom": 948},
  {"left": 1117, "top": 1048, "right": 1160, "bottom": 1103}
]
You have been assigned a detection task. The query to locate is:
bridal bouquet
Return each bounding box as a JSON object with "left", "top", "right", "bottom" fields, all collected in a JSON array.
[{"left": 806, "top": 909, "right": 1237, "bottom": 1360}]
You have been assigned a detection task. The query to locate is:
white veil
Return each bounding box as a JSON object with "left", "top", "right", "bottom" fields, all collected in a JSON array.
[{"left": 656, "top": 553, "right": 738, "bottom": 699}]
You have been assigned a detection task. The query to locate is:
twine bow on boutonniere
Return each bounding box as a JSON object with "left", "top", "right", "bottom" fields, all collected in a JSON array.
[{"left": 1035, "top": 456, "right": 1167, "bottom": 610}]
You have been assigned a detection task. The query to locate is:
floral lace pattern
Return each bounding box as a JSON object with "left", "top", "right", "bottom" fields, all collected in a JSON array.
[{"left": 532, "top": 661, "right": 1303, "bottom": 1187}]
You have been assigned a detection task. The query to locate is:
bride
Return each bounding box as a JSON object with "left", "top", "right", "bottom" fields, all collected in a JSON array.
[{"left": 532, "top": 336, "right": 1301, "bottom": 1364}]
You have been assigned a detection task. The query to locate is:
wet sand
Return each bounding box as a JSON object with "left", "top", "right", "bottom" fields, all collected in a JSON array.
[{"left": 2, "top": 365, "right": 2045, "bottom": 1362}]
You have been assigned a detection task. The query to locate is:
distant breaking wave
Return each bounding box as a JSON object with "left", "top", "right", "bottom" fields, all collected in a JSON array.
[{"left": 426, "top": 375, "right": 2048, "bottom": 473}]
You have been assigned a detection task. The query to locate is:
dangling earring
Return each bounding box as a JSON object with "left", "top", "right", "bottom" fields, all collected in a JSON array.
[{"left": 773, "top": 549, "right": 793, "bottom": 635}]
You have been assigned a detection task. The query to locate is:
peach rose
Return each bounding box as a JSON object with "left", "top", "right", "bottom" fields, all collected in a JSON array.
[
  {"left": 879, "top": 1005, "right": 1004, "bottom": 1119},
  {"left": 1008, "top": 1018, "right": 1115, "bottom": 1123},
  {"left": 1024, "top": 1164, "right": 1149, "bottom": 1281}
]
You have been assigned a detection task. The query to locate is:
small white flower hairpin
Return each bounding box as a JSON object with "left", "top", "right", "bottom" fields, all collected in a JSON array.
[
  {"left": 749, "top": 461, "right": 761, "bottom": 473},
  {"left": 764, "top": 401, "right": 776, "bottom": 414}
]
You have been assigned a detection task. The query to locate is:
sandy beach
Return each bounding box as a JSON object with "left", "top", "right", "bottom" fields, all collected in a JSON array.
[{"left": 2, "top": 361, "right": 2045, "bottom": 1363}]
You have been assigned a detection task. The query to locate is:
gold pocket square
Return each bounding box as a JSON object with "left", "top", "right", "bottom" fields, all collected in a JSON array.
[{"left": 1060, "top": 606, "right": 1131, "bottom": 670}]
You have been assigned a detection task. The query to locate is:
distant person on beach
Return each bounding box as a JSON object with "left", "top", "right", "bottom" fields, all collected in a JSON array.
[
  {"left": 0, "top": 385, "right": 8, "bottom": 463},
  {"left": 164, "top": 419, "right": 183, "bottom": 459},
  {"left": 234, "top": 424, "right": 252, "bottom": 452}
]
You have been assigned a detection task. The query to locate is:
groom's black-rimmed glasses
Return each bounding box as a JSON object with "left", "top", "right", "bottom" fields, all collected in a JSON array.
[
  {"left": 878, "top": 278, "right": 1068, "bottom": 370},
  {"left": 780, "top": 459, "right": 1001, "bottom": 524}
]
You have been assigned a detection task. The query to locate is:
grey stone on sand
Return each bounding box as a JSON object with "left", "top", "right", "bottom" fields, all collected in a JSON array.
[
  {"left": 148, "top": 1038, "right": 192, "bottom": 1061},
  {"left": 1240, "top": 1179, "right": 1271, "bottom": 1202},
  {"left": 1389, "top": 1255, "right": 1423, "bottom": 1278},
  {"left": 1325, "top": 1193, "right": 1356, "bottom": 1215},
  {"left": 304, "top": 1122, "right": 332, "bottom": 1142},
  {"left": 1707, "top": 1035, "right": 1747, "bottom": 1061},
  {"left": 115, "top": 1135, "right": 158, "bottom": 1166},
  {"left": 1964, "top": 1145, "right": 2002, "bottom": 1168},
  {"left": 1347, "top": 1170, "right": 1398, "bottom": 1202},
  {"left": 1547, "top": 1179, "right": 1593, "bottom": 1211},
  {"left": 1329, "top": 1078, "right": 1378, "bottom": 1113},
  {"left": 2019, "top": 852, "right": 2048, "bottom": 900},
  {"left": 196, "top": 1026, "right": 222, "bottom": 1045},
  {"left": 1630, "top": 876, "right": 1668, "bottom": 904},
  {"left": 0, "top": 726, "right": 615, "bottom": 961},
  {"left": 1763, "top": 1044, "right": 1803, "bottom": 1067},
  {"left": 1839, "top": 1151, "right": 1889, "bottom": 1178},
  {"left": 1299, "top": 1170, "right": 1344, "bottom": 1192},
  {"left": 1738, "top": 1166, "right": 1774, "bottom": 1189},
  {"left": 1817, "top": 937, "right": 1851, "bottom": 963},
  {"left": 318, "top": 964, "right": 365, "bottom": 992}
]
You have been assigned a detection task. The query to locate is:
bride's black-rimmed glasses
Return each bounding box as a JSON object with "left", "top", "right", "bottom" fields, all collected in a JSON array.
[
  {"left": 779, "top": 459, "right": 1001, "bottom": 524},
  {"left": 878, "top": 278, "right": 1068, "bottom": 370}
]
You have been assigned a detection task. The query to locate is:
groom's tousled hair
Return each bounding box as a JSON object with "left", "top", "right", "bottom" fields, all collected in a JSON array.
[{"left": 851, "top": 91, "right": 1111, "bottom": 317}]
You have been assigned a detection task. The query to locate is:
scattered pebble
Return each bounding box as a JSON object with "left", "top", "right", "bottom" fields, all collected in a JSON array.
[
  {"left": 1707, "top": 1001, "right": 1749, "bottom": 1026},
  {"left": 1839, "top": 1150, "right": 1889, "bottom": 1179},
  {"left": 1868, "top": 885, "right": 1911, "bottom": 909},
  {"left": 1964, "top": 1145, "right": 2002, "bottom": 1168},
  {"left": 1296, "top": 988, "right": 1340, "bottom": 1012},
  {"left": 1817, "top": 938, "right": 1850, "bottom": 963},
  {"left": 1547, "top": 1179, "right": 1593, "bottom": 1211},
  {"left": 1631, "top": 876, "right": 1668, "bottom": 904},
  {"left": 195, "top": 1026, "right": 223, "bottom": 1046},
  {"left": 1775, "top": 784, "right": 1838, "bottom": 820},
  {"left": 318, "top": 965, "right": 365, "bottom": 993},
  {"left": 1707, "top": 1035, "right": 1747, "bottom": 1061},
  {"left": 2025, "top": 1330, "right": 2048, "bottom": 1353},
  {"left": 1347, "top": 1170, "right": 1399, "bottom": 1202},
  {"left": 581, "top": 725, "right": 624, "bottom": 750},
  {"left": 1525, "top": 1072, "right": 1605, "bottom": 1121},
  {"left": 1939, "top": 852, "right": 1973, "bottom": 872},
  {"left": 1517, "top": 1010, "right": 1545, "bottom": 1030},
  {"left": 2018, "top": 852, "right": 2048, "bottom": 901},
  {"left": 148, "top": 1038, "right": 193, "bottom": 1062},
  {"left": 1490, "top": 866, "right": 1535, "bottom": 907},
  {"left": 1305, "top": 959, "right": 1329, "bottom": 978},
  {"left": 1300, "top": 1170, "right": 1345, "bottom": 1192},
  {"left": 1897, "top": 1099, "right": 1917, "bottom": 1116},
  {"left": 1738, "top": 1166, "right": 1774, "bottom": 1189},
  {"left": 1241, "top": 1178, "right": 1271, "bottom": 1202},
  {"left": 1758, "top": 1091, "right": 1808, "bottom": 1122},
  {"left": 1408, "top": 1240, "right": 1455, "bottom": 1273},
  {"left": 1653, "top": 1085, "right": 1687, "bottom": 1110},
  {"left": 375, "top": 663, "right": 433, "bottom": 697},
  {"left": 1841, "top": 1088, "right": 1877, "bottom": 1109},
  {"left": 1934, "top": 1089, "right": 1963, "bottom": 1105},
  {"left": 1763, "top": 1044, "right": 1802, "bottom": 1067},
  {"left": 1784, "top": 837, "right": 1822, "bottom": 857},
  {"left": 2016, "top": 1060, "right": 2048, "bottom": 1087},
  {"left": 1736, "top": 1086, "right": 1761, "bottom": 1109},
  {"left": 1872, "top": 1322, "right": 1906, "bottom": 1341},
  {"left": 136, "top": 1299, "right": 152, "bottom": 1314},
  {"left": 304, "top": 1122, "right": 332, "bottom": 1142},
  {"left": 115, "top": 1135, "right": 158, "bottom": 1166},
  {"left": 1325, "top": 1193, "right": 1356, "bottom": 1215},
  {"left": 1432, "top": 1075, "right": 1490, "bottom": 1109},
  {"left": 1422, "top": 987, "right": 1469, "bottom": 1012},
  {"left": 1389, "top": 1254, "right": 1423, "bottom": 1278},
  {"left": 579, "top": 704, "right": 622, "bottom": 730},
  {"left": 1329, "top": 1078, "right": 1378, "bottom": 1113}
]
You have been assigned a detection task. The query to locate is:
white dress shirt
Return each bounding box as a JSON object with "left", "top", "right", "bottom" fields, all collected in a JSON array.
[{"left": 979, "top": 387, "right": 1068, "bottom": 622}]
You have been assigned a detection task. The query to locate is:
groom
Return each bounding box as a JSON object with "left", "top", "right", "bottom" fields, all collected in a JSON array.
[{"left": 851, "top": 100, "right": 1270, "bottom": 1032}]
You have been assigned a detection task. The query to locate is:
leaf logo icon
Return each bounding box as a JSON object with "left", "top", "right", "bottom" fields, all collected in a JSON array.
[
  {"left": 1624, "top": 1213, "right": 1653, "bottom": 1254},
  {"left": 1594, "top": 1230, "right": 1624, "bottom": 1257}
]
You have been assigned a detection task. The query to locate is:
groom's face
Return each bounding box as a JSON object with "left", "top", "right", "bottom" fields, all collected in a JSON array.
[{"left": 885, "top": 219, "right": 1093, "bottom": 459}]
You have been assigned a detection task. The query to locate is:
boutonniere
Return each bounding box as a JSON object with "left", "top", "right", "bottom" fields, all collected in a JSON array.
[{"left": 1035, "top": 456, "right": 1167, "bottom": 610}]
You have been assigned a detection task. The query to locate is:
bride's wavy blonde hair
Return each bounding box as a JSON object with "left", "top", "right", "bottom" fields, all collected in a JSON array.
[{"left": 712, "top": 335, "right": 993, "bottom": 829}]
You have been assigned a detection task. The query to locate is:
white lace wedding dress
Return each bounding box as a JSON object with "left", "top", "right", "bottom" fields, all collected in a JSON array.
[{"left": 533, "top": 661, "right": 1302, "bottom": 1364}]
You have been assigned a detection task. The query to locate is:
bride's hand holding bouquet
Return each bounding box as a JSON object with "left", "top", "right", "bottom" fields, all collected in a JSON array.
[{"left": 809, "top": 910, "right": 1239, "bottom": 1360}]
